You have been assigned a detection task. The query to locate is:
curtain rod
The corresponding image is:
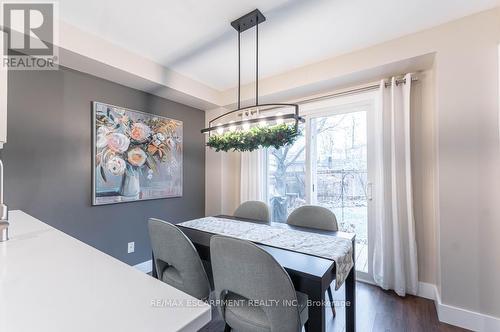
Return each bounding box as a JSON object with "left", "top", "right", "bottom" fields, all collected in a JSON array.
[{"left": 295, "top": 76, "right": 418, "bottom": 106}]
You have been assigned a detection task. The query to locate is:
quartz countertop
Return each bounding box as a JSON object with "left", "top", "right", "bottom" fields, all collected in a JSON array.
[{"left": 0, "top": 210, "right": 211, "bottom": 332}]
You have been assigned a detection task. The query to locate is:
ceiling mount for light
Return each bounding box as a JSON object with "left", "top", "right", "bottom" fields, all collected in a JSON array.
[
  {"left": 201, "top": 9, "right": 304, "bottom": 138},
  {"left": 230, "top": 9, "right": 266, "bottom": 33}
]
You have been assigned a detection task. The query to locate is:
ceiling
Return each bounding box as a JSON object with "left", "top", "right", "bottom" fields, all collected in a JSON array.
[{"left": 60, "top": 0, "right": 499, "bottom": 91}]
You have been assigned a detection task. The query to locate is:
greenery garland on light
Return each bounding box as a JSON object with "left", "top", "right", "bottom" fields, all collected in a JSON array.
[{"left": 207, "top": 124, "right": 301, "bottom": 152}]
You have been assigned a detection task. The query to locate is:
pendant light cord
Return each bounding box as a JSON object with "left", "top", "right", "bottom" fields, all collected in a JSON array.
[
  {"left": 255, "top": 14, "right": 259, "bottom": 106},
  {"left": 238, "top": 30, "right": 241, "bottom": 109}
]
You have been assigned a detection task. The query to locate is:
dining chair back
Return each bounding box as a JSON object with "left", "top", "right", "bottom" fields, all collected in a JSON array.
[
  {"left": 234, "top": 200, "right": 270, "bottom": 222},
  {"left": 210, "top": 235, "right": 308, "bottom": 332},
  {"left": 148, "top": 218, "right": 210, "bottom": 301},
  {"left": 287, "top": 205, "right": 339, "bottom": 317},
  {"left": 286, "top": 205, "right": 338, "bottom": 231}
]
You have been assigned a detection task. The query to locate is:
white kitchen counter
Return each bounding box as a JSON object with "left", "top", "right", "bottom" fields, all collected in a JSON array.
[{"left": 0, "top": 210, "right": 211, "bottom": 332}]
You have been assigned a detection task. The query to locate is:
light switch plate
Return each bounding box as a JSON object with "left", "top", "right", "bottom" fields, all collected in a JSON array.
[{"left": 127, "top": 242, "right": 135, "bottom": 253}]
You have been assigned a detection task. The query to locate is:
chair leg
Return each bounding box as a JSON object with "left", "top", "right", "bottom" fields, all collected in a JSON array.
[{"left": 327, "top": 286, "right": 336, "bottom": 318}]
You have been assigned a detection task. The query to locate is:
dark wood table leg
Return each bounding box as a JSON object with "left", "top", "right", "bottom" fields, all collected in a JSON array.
[
  {"left": 303, "top": 279, "right": 326, "bottom": 332},
  {"left": 345, "top": 241, "right": 356, "bottom": 332},
  {"left": 151, "top": 251, "right": 158, "bottom": 279}
]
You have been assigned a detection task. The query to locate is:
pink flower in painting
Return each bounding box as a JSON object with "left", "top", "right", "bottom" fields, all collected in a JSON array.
[
  {"left": 127, "top": 147, "right": 147, "bottom": 167},
  {"left": 107, "top": 133, "right": 130, "bottom": 153},
  {"left": 130, "top": 122, "right": 151, "bottom": 142}
]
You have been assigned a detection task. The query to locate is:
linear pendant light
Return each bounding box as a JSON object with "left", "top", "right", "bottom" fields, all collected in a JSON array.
[{"left": 201, "top": 9, "right": 304, "bottom": 136}]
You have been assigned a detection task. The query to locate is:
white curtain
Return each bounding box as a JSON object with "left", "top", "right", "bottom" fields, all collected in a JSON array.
[
  {"left": 371, "top": 74, "right": 419, "bottom": 296},
  {"left": 240, "top": 151, "right": 264, "bottom": 203}
]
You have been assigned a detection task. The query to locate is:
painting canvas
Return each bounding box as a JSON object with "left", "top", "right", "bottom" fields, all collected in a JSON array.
[{"left": 92, "top": 102, "right": 183, "bottom": 205}]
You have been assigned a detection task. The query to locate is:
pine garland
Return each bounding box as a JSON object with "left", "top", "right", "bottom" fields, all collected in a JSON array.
[{"left": 207, "top": 124, "right": 300, "bottom": 152}]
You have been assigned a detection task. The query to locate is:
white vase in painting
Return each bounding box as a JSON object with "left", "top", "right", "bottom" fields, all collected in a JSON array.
[{"left": 120, "top": 167, "right": 140, "bottom": 198}]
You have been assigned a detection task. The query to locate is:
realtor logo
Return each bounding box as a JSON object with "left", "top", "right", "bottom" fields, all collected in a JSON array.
[{"left": 1, "top": 2, "right": 58, "bottom": 70}]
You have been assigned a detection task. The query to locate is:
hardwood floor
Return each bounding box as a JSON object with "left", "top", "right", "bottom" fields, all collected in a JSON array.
[{"left": 199, "top": 281, "right": 469, "bottom": 332}]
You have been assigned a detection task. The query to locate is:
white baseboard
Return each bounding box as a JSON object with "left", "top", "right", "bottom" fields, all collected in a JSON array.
[
  {"left": 416, "top": 282, "right": 500, "bottom": 331},
  {"left": 356, "top": 276, "right": 435, "bottom": 301},
  {"left": 417, "top": 281, "right": 436, "bottom": 300},
  {"left": 134, "top": 260, "right": 152, "bottom": 274},
  {"left": 355, "top": 271, "right": 375, "bottom": 285},
  {"left": 434, "top": 288, "right": 500, "bottom": 332}
]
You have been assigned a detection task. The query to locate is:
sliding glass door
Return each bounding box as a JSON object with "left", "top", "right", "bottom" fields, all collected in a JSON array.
[{"left": 265, "top": 92, "right": 376, "bottom": 274}]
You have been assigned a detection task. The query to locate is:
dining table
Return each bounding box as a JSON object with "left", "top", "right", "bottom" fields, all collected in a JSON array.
[{"left": 152, "top": 215, "right": 356, "bottom": 332}]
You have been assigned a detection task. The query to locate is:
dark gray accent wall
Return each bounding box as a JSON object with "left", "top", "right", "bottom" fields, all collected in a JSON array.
[{"left": 2, "top": 66, "right": 205, "bottom": 266}]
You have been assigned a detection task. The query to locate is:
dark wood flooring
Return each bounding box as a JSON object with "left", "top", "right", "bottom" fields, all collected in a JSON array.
[{"left": 199, "top": 281, "right": 469, "bottom": 332}]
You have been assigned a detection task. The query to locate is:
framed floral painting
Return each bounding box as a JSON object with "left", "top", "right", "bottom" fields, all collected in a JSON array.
[{"left": 92, "top": 102, "right": 183, "bottom": 205}]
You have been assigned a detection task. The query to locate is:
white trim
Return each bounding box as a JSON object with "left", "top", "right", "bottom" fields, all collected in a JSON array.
[
  {"left": 416, "top": 281, "right": 436, "bottom": 300},
  {"left": 300, "top": 93, "right": 376, "bottom": 117},
  {"left": 134, "top": 260, "right": 152, "bottom": 274},
  {"left": 304, "top": 116, "right": 313, "bottom": 205},
  {"left": 356, "top": 271, "right": 375, "bottom": 285},
  {"left": 434, "top": 289, "right": 500, "bottom": 332},
  {"left": 356, "top": 277, "right": 436, "bottom": 301}
]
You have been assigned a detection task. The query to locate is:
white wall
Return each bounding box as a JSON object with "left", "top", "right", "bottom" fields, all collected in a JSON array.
[
  {"left": 0, "top": 31, "right": 6, "bottom": 147},
  {"left": 410, "top": 70, "right": 437, "bottom": 285},
  {"left": 432, "top": 9, "right": 499, "bottom": 318},
  {"left": 205, "top": 108, "right": 241, "bottom": 216},
  {"left": 206, "top": 7, "right": 500, "bottom": 322}
]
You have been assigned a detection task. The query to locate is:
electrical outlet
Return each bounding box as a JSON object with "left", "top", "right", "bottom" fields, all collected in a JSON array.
[{"left": 127, "top": 242, "right": 135, "bottom": 253}]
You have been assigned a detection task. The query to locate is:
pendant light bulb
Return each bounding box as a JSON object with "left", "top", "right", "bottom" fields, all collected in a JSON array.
[
  {"left": 229, "top": 120, "right": 236, "bottom": 132},
  {"left": 216, "top": 123, "right": 224, "bottom": 135},
  {"left": 276, "top": 112, "right": 284, "bottom": 125}
]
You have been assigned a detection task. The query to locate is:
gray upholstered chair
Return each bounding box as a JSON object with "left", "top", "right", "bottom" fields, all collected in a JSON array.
[
  {"left": 286, "top": 205, "right": 338, "bottom": 231},
  {"left": 210, "top": 235, "right": 308, "bottom": 332},
  {"left": 234, "top": 200, "right": 270, "bottom": 222},
  {"left": 148, "top": 218, "right": 211, "bottom": 301},
  {"left": 287, "top": 205, "right": 338, "bottom": 317}
]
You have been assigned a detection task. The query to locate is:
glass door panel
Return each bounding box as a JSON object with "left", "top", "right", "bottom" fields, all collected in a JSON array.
[{"left": 311, "top": 111, "right": 368, "bottom": 272}]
